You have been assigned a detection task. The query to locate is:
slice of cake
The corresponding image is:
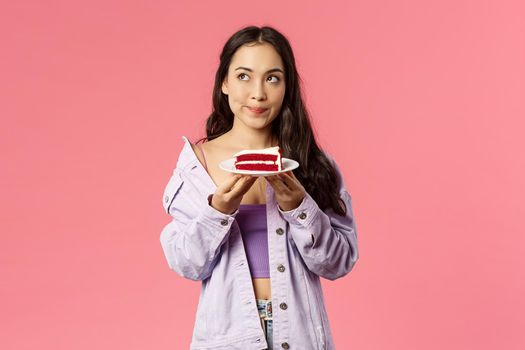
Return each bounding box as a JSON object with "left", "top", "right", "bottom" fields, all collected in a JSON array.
[{"left": 233, "top": 146, "right": 283, "bottom": 171}]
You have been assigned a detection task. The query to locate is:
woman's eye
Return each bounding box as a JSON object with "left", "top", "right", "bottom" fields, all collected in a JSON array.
[{"left": 237, "top": 73, "right": 280, "bottom": 83}]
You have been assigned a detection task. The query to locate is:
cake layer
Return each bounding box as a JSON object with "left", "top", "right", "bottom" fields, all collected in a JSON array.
[
  {"left": 236, "top": 154, "right": 278, "bottom": 162},
  {"left": 236, "top": 163, "right": 279, "bottom": 171}
]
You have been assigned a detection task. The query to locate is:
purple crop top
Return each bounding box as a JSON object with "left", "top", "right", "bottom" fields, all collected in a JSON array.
[
  {"left": 195, "top": 142, "right": 270, "bottom": 278},
  {"left": 236, "top": 204, "right": 270, "bottom": 278}
]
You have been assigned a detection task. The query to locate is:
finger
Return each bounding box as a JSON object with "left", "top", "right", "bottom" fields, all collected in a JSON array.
[
  {"left": 287, "top": 171, "right": 298, "bottom": 180},
  {"left": 229, "top": 175, "right": 257, "bottom": 195},
  {"left": 265, "top": 176, "right": 276, "bottom": 190},
  {"left": 267, "top": 174, "right": 290, "bottom": 193},
  {"left": 216, "top": 174, "right": 243, "bottom": 194},
  {"left": 279, "top": 172, "right": 300, "bottom": 189},
  {"left": 265, "top": 175, "right": 275, "bottom": 186},
  {"left": 281, "top": 171, "right": 296, "bottom": 179}
]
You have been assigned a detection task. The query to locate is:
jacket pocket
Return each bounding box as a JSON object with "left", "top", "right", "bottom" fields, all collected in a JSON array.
[{"left": 162, "top": 169, "right": 184, "bottom": 214}]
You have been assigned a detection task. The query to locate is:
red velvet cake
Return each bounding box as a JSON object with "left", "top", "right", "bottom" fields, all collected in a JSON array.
[{"left": 233, "top": 146, "right": 283, "bottom": 171}]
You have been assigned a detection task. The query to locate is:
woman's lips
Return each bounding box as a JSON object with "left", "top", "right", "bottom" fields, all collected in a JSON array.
[{"left": 247, "top": 106, "right": 268, "bottom": 114}]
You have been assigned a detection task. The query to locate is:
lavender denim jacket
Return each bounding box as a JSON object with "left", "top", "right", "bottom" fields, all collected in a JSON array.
[{"left": 160, "top": 136, "right": 359, "bottom": 350}]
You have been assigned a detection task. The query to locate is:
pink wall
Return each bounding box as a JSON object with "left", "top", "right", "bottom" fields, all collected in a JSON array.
[{"left": 2, "top": 1, "right": 524, "bottom": 349}]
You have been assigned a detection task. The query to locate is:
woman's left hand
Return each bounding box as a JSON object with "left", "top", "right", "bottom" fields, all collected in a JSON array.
[{"left": 265, "top": 171, "right": 306, "bottom": 211}]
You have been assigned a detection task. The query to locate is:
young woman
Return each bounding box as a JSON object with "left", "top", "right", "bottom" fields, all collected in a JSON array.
[{"left": 160, "top": 25, "right": 359, "bottom": 350}]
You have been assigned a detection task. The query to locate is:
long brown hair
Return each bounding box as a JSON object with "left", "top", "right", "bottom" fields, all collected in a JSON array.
[{"left": 197, "top": 25, "right": 346, "bottom": 216}]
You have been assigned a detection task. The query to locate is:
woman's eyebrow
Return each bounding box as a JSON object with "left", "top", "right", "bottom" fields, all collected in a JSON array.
[{"left": 234, "top": 66, "right": 284, "bottom": 74}]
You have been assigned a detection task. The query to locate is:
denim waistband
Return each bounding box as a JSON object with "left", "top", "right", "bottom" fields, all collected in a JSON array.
[{"left": 256, "top": 299, "right": 272, "bottom": 320}]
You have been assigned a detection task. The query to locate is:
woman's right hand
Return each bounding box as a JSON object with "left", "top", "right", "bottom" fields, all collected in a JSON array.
[{"left": 210, "top": 174, "right": 258, "bottom": 214}]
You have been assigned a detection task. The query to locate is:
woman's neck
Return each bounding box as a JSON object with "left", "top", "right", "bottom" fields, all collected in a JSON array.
[{"left": 225, "top": 126, "right": 278, "bottom": 149}]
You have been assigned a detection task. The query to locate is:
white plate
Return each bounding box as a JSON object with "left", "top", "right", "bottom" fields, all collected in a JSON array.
[{"left": 219, "top": 157, "right": 299, "bottom": 177}]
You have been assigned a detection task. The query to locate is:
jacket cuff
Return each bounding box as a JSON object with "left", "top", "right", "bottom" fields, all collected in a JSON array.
[
  {"left": 277, "top": 192, "right": 321, "bottom": 228},
  {"left": 198, "top": 194, "right": 239, "bottom": 230},
  {"left": 188, "top": 195, "right": 239, "bottom": 261}
]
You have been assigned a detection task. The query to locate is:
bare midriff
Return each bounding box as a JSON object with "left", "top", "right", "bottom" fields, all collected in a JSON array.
[{"left": 253, "top": 278, "right": 272, "bottom": 300}]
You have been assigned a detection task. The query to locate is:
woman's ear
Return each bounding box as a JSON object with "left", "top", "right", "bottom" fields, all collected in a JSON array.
[{"left": 221, "top": 78, "right": 229, "bottom": 95}]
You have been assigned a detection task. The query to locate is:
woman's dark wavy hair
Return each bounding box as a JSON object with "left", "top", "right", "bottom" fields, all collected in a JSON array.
[{"left": 196, "top": 25, "right": 346, "bottom": 216}]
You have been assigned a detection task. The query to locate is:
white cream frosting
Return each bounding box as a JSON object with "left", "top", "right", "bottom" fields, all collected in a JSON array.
[
  {"left": 232, "top": 146, "right": 280, "bottom": 157},
  {"left": 235, "top": 161, "right": 276, "bottom": 165}
]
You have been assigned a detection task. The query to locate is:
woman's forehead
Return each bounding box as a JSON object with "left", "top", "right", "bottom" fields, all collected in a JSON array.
[{"left": 230, "top": 43, "right": 284, "bottom": 71}]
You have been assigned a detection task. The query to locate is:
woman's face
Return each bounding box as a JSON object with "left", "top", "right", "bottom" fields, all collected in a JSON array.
[{"left": 222, "top": 42, "right": 286, "bottom": 131}]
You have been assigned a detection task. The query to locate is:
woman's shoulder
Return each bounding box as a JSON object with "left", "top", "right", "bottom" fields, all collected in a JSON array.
[
  {"left": 190, "top": 143, "right": 206, "bottom": 168},
  {"left": 174, "top": 135, "right": 209, "bottom": 171},
  {"left": 188, "top": 135, "right": 229, "bottom": 168}
]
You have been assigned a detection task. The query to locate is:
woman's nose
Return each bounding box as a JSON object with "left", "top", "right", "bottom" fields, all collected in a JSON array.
[{"left": 251, "top": 82, "right": 267, "bottom": 101}]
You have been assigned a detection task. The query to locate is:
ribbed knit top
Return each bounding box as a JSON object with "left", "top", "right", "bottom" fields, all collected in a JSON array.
[{"left": 236, "top": 204, "right": 270, "bottom": 278}]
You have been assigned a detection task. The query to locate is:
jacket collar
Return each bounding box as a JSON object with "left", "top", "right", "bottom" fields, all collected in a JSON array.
[
  {"left": 177, "top": 135, "right": 198, "bottom": 170},
  {"left": 178, "top": 136, "right": 217, "bottom": 193}
]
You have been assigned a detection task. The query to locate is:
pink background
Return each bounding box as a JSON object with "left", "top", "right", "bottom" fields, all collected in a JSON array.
[{"left": 2, "top": 1, "right": 524, "bottom": 349}]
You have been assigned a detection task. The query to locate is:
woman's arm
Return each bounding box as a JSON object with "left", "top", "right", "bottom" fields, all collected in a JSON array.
[
  {"left": 159, "top": 167, "right": 238, "bottom": 281},
  {"left": 278, "top": 158, "right": 359, "bottom": 281}
]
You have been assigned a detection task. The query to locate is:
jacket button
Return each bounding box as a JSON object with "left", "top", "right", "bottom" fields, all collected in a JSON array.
[
  {"left": 164, "top": 195, "right": 169, "bottom": 203},
  {"left": 281, "top": 342, "right": 290, "bottom": 349},
  {"left": 279, "top": 302, "right": 287, "bottom": 310},
  {"left": 220, "top": 219, "right": 228, "bottom": 226},
  {"left": 276, "top": 228, "right": 284, "bottom": 235},
  {"left": 298, "top": 212, "right": 307, "bottom": 220},
  {"left": 277, "top": 264, "right": 285, "bottom": 272}
]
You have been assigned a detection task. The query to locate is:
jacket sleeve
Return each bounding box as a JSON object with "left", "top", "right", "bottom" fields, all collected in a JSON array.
[
  {"left": 159, "top": 167, "right": 238, "bottom": 281},
  {"left": 278, "top": 157, "right": 359, "bottom": 281}
]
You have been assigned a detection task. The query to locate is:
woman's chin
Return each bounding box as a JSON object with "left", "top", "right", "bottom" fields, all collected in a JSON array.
[{"left": 237, "top": 114, "right": 267, "bottom": 126}]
